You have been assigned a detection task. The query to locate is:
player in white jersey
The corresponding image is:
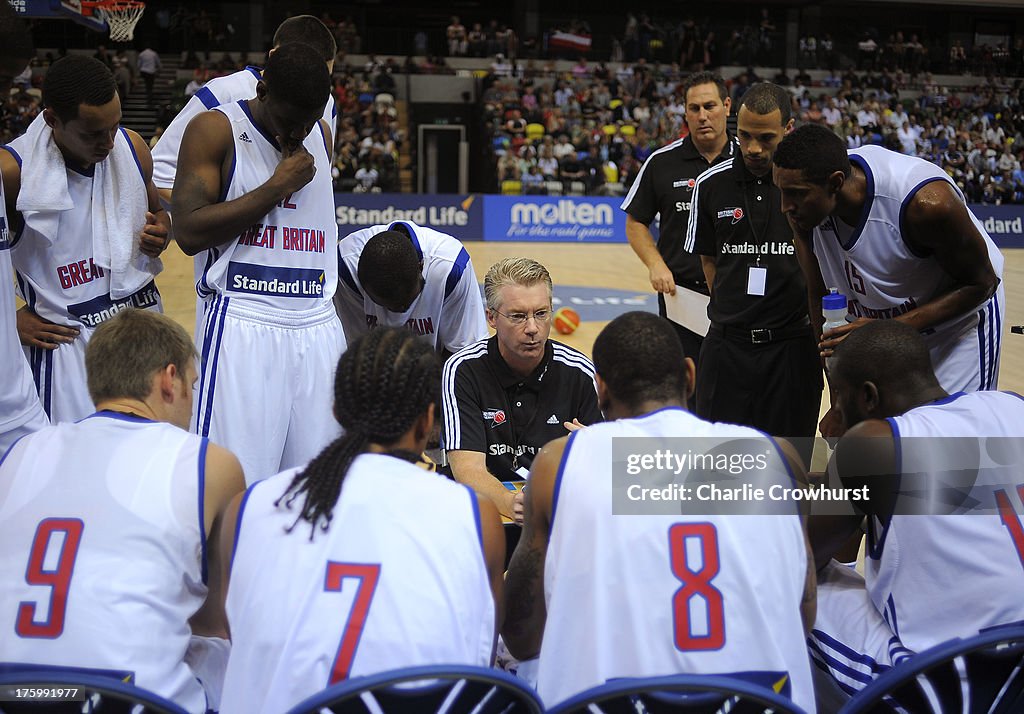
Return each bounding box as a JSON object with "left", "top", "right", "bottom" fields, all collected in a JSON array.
[
  {"left": 774, "top": 125, "right": 1004, "bottom": 438},
  {"left": 0, "top": 309, "right": 244, "bottom": 714},
  {"left": 0, "top": 4, "right": 47, "bottom": 453},
  {"left": 3, "top": 56, "right": 169, "bottom": 424},
  {"left": 807, "top": 320, "right": 1024, "bottom": 697},
  {"left": 174, "top": 44, "right": 345, "bottom": 484},
  {"left": 337, "top": 221, "right": 487, "bottom": 356},
  {"left": 503, "top": 311, "right": 816, "bottom": 710},
  {"left": 151, "top": 14, "right": 338, "bottom": 206},
  {"left": 220, "top": 328, "right": 504, "bottom": 714}
]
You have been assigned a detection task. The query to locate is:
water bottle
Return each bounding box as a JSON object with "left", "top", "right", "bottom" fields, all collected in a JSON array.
[{"left": 822, "top": 288, "right": 848, "bottom": 332}]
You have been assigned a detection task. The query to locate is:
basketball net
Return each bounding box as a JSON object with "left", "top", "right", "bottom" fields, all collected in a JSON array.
[{"left": 91, "top": 0, "right": 145, "bottom": 42}]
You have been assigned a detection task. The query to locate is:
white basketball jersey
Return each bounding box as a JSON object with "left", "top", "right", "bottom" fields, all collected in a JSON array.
[
  {"left": 194, "top": 101, "right": 337, "bottom": 310},
  {"left": 336, "top": 221, "right": 487, "bottom": 352},
  {"left": 152, "top": 66, "right": 337, "bottom": 190},
  {"left": 6, "top": 130, "right": 161, "bottom": 329},
  {"left": 811, "top": 146, "right": 1004, "bottom": 390},
  {"left": 0, "top": 178, "right": 44, "bottom": 436},
  {"left": 868, "top": 391, "right": 1024, "bottom": 652},
  {"left": 221, "top": 453, "right": 495, "bottom": 714},
  {"left": 0, "top": 413, "right": 210, "bottom": 714},
  {"left": 538, "top": 408, "right": 814, "bottom": 710}
]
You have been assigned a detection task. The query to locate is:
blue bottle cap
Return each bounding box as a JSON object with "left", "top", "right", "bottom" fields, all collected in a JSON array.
[{"left": 822, "top": 291, "right": 847, "bottom": 310}]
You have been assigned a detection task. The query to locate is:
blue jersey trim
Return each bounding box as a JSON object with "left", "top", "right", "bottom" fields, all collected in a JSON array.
[
  {"left": 198, "top": 438, "right": 209, "bottom": 585},
  {"left": 337, "top": 254, "right": 362, "bottom": 298},
  {"left": 230, "top": 482, "right": 258, "bottom": 574},
  {"left": 87, "top": 410, "right": 157, "bottom": 424},
  {"left": 465, "top": 484, "right": 483, "bottom": 553},
  {"left": 549, "top": 430, "right": 577, "bottom": 534},
  {"left": 237, "top": 100, "right": 280, "bottom": 151},
  {"left": 0, "top": 432, "right": 29, "bottom": 468},
  {"left": 1, "top": 144, "right": 22, "bottom": 168},
  {"left": 244, "top": 65, "right": 262, "bottom": 81},
  {"left": 118, "top": 128, "right": 146, "bottom": 183},
  {"left": 195, "top": 86, "right": 220, "bottom": 110},
  {"left": 841, "top": 154, "right": 875, "bottom": 251},
  {"left": 220, "top": 141, "right": 236, "bottom": 204},
  {"left": 443, "top": 248, "right": 471, "bottom": 301},
  {"left": 389, "top": 221, "right": 423, "bottom": 261},
  {"left": 810, "top": 628, "right": 888, "bottom": 673},
  {"left": 897, "top": 177, "right": 948, "bottom": 259},
  {"left": 866, "top": 418, "right": 902, "bottom": 560}
]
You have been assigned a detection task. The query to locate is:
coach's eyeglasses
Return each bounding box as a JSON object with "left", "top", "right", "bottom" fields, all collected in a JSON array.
[{"left": 491, "top": 308, "right": 552, "bottom": 326}]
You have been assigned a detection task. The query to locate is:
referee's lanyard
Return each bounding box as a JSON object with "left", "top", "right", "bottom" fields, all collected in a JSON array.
[{"left": 742, "top": 177, "right": 768, "bottom": 297}]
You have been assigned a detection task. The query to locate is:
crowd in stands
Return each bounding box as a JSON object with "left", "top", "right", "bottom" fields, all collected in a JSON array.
[{"left": 483, "top": 57, "right": 1024, "bottom": 204}]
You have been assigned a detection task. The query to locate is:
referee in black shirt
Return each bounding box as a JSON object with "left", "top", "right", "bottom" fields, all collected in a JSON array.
[
  {"left": 622, "top": 71, "right": 736, "bottom": 368},
  {"left": 685, "top": 82, "right": 822, "bottom": 465}
]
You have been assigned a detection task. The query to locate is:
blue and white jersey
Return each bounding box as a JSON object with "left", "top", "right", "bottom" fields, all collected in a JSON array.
[
  {"left": 221, "top": 453, "right": 494, "bottom": 714},
  {"left": 5, "top": 129, "right": 161, "bottom": 330},
  {"left": 336, "top": 221, "right": 487, "bottom": 352},
  {"left": 0, "top": 413, "right": 210, "bottom": 714},
  {"left": 194, "top": 100, "right": 337, "bottom": 311},
  {"left": 0, "top": 176, "right": 45, "bottom": 438},
  {"left": 152, "top": 66, "right": 337, "bottom": 191},
  {"left": 870, "top": 391, "right": 1024, "bottom": 652},
  {"left": 537, "top": 407, "right": 814, "bottom": 710},
  {"left": 810, "top": 145, "right": 1004, "bottom": 391}
]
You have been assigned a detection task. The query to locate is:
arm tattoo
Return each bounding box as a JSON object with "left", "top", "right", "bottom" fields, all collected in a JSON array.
[{"left": 504, "top": 542, "right": 545, "bottom": 637}]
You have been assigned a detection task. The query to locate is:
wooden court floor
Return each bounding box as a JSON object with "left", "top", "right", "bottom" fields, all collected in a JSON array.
[{"left": 157, "top": 241, "right": 1024, "bottom": 398}]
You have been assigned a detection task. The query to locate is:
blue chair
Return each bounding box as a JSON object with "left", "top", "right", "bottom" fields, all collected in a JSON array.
[
  {"left": 839, "top": 625, "right": 1024, "bottom": 713},
  {"left": 546, "top": 674, "right": 809, "bottom": 714},
  {"left": 0, "top": 669, "right": 187, "bottom": 713},
  {"left": 283, "top": 664, "right": 543, "bottom": 714}
]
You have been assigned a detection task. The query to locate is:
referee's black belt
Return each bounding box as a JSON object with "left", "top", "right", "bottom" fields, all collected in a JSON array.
[{"left": 709, "top": 317, "right": 811, "bottom": 345}]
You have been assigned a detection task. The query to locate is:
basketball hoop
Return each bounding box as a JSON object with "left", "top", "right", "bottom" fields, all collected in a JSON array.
[{"left": 82, "top": 0, "right": 145, "bottom": 42}]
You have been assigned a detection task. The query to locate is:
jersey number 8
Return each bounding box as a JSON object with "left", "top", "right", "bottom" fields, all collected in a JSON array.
[{"left": 669, "top": 523, "right": 725, "bottom": 650}]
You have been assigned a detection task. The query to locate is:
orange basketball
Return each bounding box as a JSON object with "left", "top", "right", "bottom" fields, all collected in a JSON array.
[{"left": 553, "top": 307, "right": 580, "bottom": 335}]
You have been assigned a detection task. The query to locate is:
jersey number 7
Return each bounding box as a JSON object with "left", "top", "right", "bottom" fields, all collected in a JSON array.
[
  {"left": 669, "top": 523, "right": 725, "bottom": 650},
  {"left": 16, "top": 518, "right": 84, "bottom": 639},
  {"left": 324, "top": 562, "right": 381, "bottom": 684}
]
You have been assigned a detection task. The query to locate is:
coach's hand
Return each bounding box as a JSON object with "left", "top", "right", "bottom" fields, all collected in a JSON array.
[
  {"left": 139, "top": 210, "right": 171, "bottom": 258},
  {"left": 649, "top": 262, "right": 676, "bottom": 296},
  {"left": 819, "top": 316, "right": 874, "bottom": 357},
  {"left": 507, "top": 489, "right": 525, "bottom": 526},
  {"left": 273, "top": 139, "right": 316, "bottom": 195},
  {"left": 17, "top": 306, "right": 79, "bottom": 349}
]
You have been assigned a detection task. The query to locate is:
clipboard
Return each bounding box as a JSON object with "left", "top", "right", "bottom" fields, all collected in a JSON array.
[{"left": 664, "top": 285, "right": 711, "bottom": 336}]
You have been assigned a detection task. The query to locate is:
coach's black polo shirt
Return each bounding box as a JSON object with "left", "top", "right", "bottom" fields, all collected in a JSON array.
[
  {"left": 689, "top": 157, "right": 808, "bottom": 328},
  {"left": 622, "top": 135, "right": 737, "bottom": 290},
  {"left": 442, "top": 336, "right": 602, "bottom": 481}
]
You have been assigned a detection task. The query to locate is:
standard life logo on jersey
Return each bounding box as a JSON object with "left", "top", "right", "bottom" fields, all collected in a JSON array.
[
  {"left": 227, "top": 262, "right": 325, "bottom": 298},
  {"left": 483, "top": 196, "right": 625, "bottom": 242}
]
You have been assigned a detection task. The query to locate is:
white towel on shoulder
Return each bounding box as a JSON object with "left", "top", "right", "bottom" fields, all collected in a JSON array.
[{"left": 14, "top": 113, "right": 162, "bottom": 299}]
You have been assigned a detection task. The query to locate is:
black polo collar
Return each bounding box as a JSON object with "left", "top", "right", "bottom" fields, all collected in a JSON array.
[
  {"left": 486, "top": 335, "right": 554, "bottom": 391},
  {"left": 678, "top": 134, "right": 736, "bottom": 163},
  {"left": 732, "top": 154, "right": 774, "bottom": 184}
]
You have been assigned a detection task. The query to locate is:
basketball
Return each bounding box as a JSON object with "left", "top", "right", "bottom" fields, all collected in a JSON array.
[{"left": 554, "top": 307, "right": 580, "bottom": 335}]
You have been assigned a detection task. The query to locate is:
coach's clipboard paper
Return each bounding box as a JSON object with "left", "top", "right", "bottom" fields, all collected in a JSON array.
[{"left": 665, "top": 285, "right": 711, "bottom": 336}]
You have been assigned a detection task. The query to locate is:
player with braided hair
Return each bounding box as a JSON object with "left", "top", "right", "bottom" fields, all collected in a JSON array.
[{"left": 218, "top": 327, "right": 504, "bottom": 714}]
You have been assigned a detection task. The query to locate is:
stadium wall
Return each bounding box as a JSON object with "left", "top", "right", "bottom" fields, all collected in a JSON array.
[{"left": 334, "top": 194, "right": 1024, "bottom": 249}]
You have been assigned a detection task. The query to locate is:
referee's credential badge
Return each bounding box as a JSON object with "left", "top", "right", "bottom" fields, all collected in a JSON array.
[{"left": 482, "top": 409, "right": 507, "bottom": 428}]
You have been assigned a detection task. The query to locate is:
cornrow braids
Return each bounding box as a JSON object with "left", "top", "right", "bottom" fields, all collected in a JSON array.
[{"left": 276, "top": 327, "right": 440, "bottom": 536}]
